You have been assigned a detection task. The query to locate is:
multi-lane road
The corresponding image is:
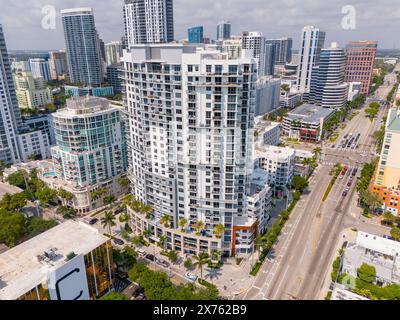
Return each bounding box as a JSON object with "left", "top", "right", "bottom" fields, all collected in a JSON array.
[{"left": 242, "top": 65, "right": 399, "bottom": 300}]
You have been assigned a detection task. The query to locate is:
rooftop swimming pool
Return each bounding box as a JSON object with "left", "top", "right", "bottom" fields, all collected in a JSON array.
[{"left": 42, "top": 172, "right": 57, "bottom": 178}]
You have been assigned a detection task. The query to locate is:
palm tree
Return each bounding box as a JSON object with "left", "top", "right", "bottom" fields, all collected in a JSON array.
[
  {"left": 131, "top": 199, "right": 143, "bottom": 212},
  {"left": 313, "top": 147, "right": 322, "bottom": 163},
  {"left": 179, "top": 218, "right": 188, "bottom": 232},
  {"left": 101, "top": 211, "right": 116, "bottom": 237},
  {"left": 213, "top": 224, "right": 225, "bottom": 239},
  {"left": 211, "top": 250, "right": 221, "bottom": 263},
  {"left": 160, "top": 215, "right": 172, "bottom": 228},
  {"left": 143, "top": 229, "right": 152, "bottom": 239},
  {"left": 141, "top": 204, "right": 153, "bottom": 219},
  {"left": 194, "top": 252, "right": 209, "bottom": 280},
  {"left": 158, "top": 235, "right": 166, "bottom": 249},
  {"left": 103, "top": 194, "right": 116, "bottom": 208},
  {"left": 122, "top": 194, "right": 134, "bottom": 208},
  {"left": 194, "top": 220, "right": 205, "bottom": 235},
  {"left": 57, "top": 188, "right": 73, "bottom": 206}
]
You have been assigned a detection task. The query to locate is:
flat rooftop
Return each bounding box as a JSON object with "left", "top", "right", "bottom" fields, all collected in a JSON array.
[
  {"left": 331, "top": 287, "right": 369, "bottom": 300},
  {"left": 0, "top": 220, "right": 109, "bottom": 300},
  {"left": 285, "top": 104, "right": 335, "bottom": 124}
]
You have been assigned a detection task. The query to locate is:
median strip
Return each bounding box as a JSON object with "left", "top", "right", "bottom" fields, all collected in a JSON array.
[{"left": 322, "top": 164, "right": 343, "bottom": 202}]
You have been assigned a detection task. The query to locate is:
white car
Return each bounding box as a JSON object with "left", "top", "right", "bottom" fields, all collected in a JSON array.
[
  {"left": 185, "top": 272, "right": 198, "bottom": 282},
  {"left": 137, "top": 249, "right": 146, "bottom": 257}
]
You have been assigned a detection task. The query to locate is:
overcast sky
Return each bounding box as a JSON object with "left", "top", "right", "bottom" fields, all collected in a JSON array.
[{"left": 1, "top": 0, "right": 400, "bottom": 50}]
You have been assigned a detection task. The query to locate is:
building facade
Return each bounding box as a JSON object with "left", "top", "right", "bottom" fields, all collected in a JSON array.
[
  {"left": 309, "top": 43, "right": 349, "bottom": 109},
  {"left": 266, "top": 37, "right": 293, "bottom": 65},
  {"left": 297, "top": 26, "right": 326, "bottom": 92},
  {"left": 105, "top": 41, "right": 123, "bottom": 66},
  {"left": 221, "top": 36, "right": 242, "bottom": 59},
  {"left": 282, "top": 104, "right": 335, "bottom": 142},
  {"left": 123, "top": 0, "right": 174, "bottom": 46},
  {"left": 217, "top": 21, "right": 231, "bottom": 40},
  {"left": 29, "top": 58, "right": 51, "bottom": 82},
  {"left": 61, "top": 8, "right": 103, "bottom": 86},
  {"left": 14, "top": 72, "right": 53, "bottom": 109},
  {"left": 255, "top": 76, "right": 281, "bottom": 116},
  {"left": 0, "top": 24, "right": 24, "bottom": 163},
  {"left": 344, "top": 41, "right": 378, "bottom": 96},
  {"left": 371, "top": 108, "right": 400, "bottom": 215},
  {"left": 50, "top": 96, "right": 127, "bottom": 214},
  {"left": 22, "top": 114, "right": 56, "bottom": 146},
  {"left": 242, "top": 31, "right": 267, "bottom": 76},
  {"left": 122, "top": 44, "right": 264, "bottom": 256},
  {"left": 48, "top": 50, "right": 69, "bottom": 81},
  {"left": 106, "top": 63, "right": 124, "bottom": 94},
  {"left": 188, "top": 26, "right": 204, "bottom": 44}
]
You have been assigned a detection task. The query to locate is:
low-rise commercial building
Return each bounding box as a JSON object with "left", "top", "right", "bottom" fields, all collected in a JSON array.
[
  {"left": 280, "top": 91, "right": 301, "bottom": 109},
  {"left": 254, "top": 117, "right": 280, "bottom": 146},
  {"left": 282, "top": 104, "right": 336, "bottom": 142},
  {"left": 342, "top": 231, "right": 400, "bottom": 286},
  {"left": 17, "top": 129, "right": 51, "bottom": 162},
  {"left": 0, "top": 220, "right": 114, "bottom": 300}
]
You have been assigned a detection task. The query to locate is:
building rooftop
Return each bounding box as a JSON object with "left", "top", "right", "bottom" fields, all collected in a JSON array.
[
  {"left": 255, "top": 145, "right": 295, "bottom": 160},
  {"left": 53, "top": 96, "right": 115, "bottom": 117},
  {"left": 386, "top": 108, "right": 400, "bottom": 133},
  {"left": 342, "top": 232, "right": 400, "bottom": 285},
  {"left": 284, "top": 103, "right": 335, "bottom": 124},
  {"left": 331, "top": 286, "right": 369, "bottom": 300},
  {"left": 0, "top": 220, "right": 108, "bottom": 300}
]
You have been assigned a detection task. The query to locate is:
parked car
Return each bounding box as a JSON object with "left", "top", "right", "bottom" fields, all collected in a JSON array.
[
  {"left": 113, "top": 238, "right": 125, "bottom": 246},
  {"left": 347, "top": 181, "right": 352, "bottom": 187},
  {"left": 88, "top": 218, "right": 98, "bottom": 225},
  {"left": 133, "top": 287, "right": 145, "bottom": 297},
  {"left": 145, "top": 254, "right": 156, "bottom": 261},
  {"left": 185, "top": 272, "right": 198, "bottom": 282},
  {"left": 156, "top": 258, "right": 170, "bottom": 268},
  {"left": 342, "top": 191, "right": 348, "bottom": 197},
  {"left": 137, "top": 249, "right": 146, "bottom": 257}
]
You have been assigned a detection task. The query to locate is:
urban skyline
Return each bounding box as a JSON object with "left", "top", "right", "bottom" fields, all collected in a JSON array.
[{"left": 1, "top": 0, "right": 400, "bottom": 51}]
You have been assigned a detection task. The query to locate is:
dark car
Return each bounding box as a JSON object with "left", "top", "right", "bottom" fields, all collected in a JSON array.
[
  {"left": 145, "top": 254, "right": 156, "bottom": 261},
  {"left": 347, "top": 181, "right": 352, "bottom": 187},
  {"left": 133, "top": 287, "right": 145, "bottom": 297},
  {"left": 342, "top": 191, "right": 348, "bottom": 197},
  {"left": 113, "top": 238, "right": 125, "bottom": 246},
  {"left": 88, "top": 218, "right": 98, "bottom": 225}
]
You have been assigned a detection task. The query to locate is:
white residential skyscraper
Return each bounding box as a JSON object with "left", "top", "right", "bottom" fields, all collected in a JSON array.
[
  {"left": 29, "top": 58, "right": 51, "bottom": 82},
  {"left": 61, "top": 8, "right": 104, "bottom": 86},
  {"left": 0, "top": 24, "right": 23, "bottom": 163},
  {"left": 122, "top": 44, "right": 270, "bottom": 255},
  {"left": 297, "top": 26, "right": 326, "bottom": 92},
  {"left": 123, "top": 0, "right": 174, "bottom": 46},
  {"left": 309, "top": 42, "right": 349, "bottom": 109},
  {"left": 242, "top": 31, "right": 267, "bottom": 76}
]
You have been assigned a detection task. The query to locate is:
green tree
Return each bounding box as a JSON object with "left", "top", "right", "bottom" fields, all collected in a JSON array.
[
  {"left": 113, "top": 246, "right": 137, "bottom": 271},
  {"left": 0, "top": 161, "right": 5, "bottom": 177},
  {"left": 0, "top": 192, "right": 27, "bottom": 211},
  {"left": 291, "top": 176, "right": 309, "bottom": 193},
  {"left": 101, "top": 211, "right": 116, "bottom": 237},
  {"left": 99, "top": 292, "right": 129, "bottom": 300},
  {"left": 167, "top": 250, "right": 178, "bottom": 264},
  {"left": 35, "top": 187, "right": 57, "bottom": 207},
  {"left": 213, "top": 224, "right": 225, "bottom": 239},
  {"left": 179, "top": 218, "right": 187, "bottom": 232},
  {"left": 118, "top": 176, "right": 130, "bottom": 188},
  {"left": 357, "top": 263, "right": 376, "bottom": 284},
  {"left": 103, "top": 194, "right": 116, "bottom": 208},
  {"left": 56, "top": 206, "right": 76, "bottom": 219},
  {"left": 194, "top": 220, "right": 205, "bottom": 235},
  {"left": 359, "top": 190, "right": 383, "bottom": 213},
  {"left": 7, "top": 170, "right": 28, "bottom": 189},
  {"left": 184, "top": 258, "right": 194, "bottom": 270},
  {"left": 26, "top": 217, "right": 57, "bottom": 237},
  {"left": 0, "top": 209, "right": 26, "bottom": 247},
  {"left": 194, "top": 252, "right": 209, "bottom": 280},
  {"left": 313, "top": 147, "right": 322, "bottom": 162},
  {"left": 160, "top": 215, "right": 172, "bottom": 228},
  {"left": 390, "top": 227, "right": 400, "bottom": 241},
  {"left": 140, "top": 204, "right": 153, "bottom": 218},
  {"left": 57, "top": 188, "right": 73, "bottom": 205}
]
